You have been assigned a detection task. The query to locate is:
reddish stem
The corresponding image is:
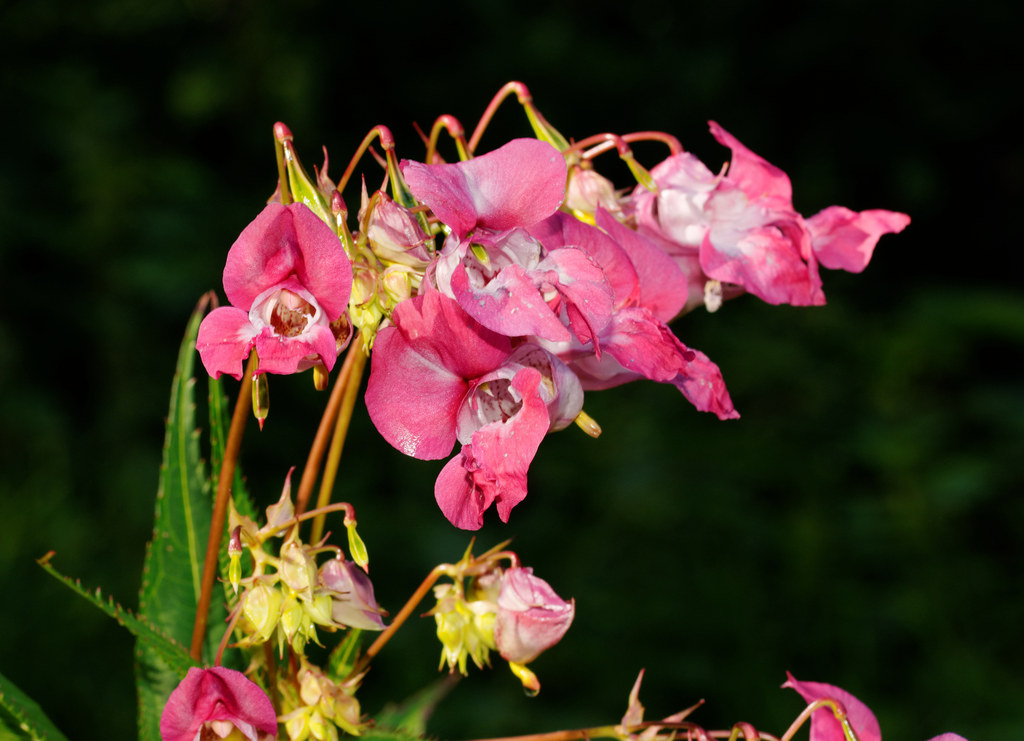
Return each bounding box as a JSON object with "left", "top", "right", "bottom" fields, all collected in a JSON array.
[{"left": 190, "top": 352, "right": 256, "bottom": 661}]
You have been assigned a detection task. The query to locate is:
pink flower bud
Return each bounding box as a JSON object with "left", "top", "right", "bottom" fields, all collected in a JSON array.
[
  {"left": 319, "top": 558, "right": 386, "bottom": 631},
  {"left": 160, "top": 667, "right": 277, "bottom": 741},
  {"left": 493, "top": 567, "right": 574, "bottom": 664}
]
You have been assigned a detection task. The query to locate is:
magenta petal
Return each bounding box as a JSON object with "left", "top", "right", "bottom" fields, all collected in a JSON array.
[
  {"left": 434, "top": 368, "right": 549, "bottom": 529},
  {"left": 364, "top": 293, "right": 512, "bottom": 459},
  {"left": 671, "top": 347, "right": 739, "bottom": 421},
  {"left": 196, "top": 306, "right": 258, "bottom": 380},
  {"left": 401, "top": 139, "right": 567, "bottom": 237},
  {"left": 709, "top": 121, "right": 793, "bottom": 203},
  {"left": 782, "top": 672, "right": 881, "bottom": 741},
  {"left": 223, "top": 203, "right": 351, "bottom": 318},
  {"left": 806, "top": 206, "right": 911, "bottom": 273},
  {"left": 926, "top": 735, "right": 969, "bottom": 741},
  {"left": 160, "top": 667, "right": 277, "bottom": 741}
]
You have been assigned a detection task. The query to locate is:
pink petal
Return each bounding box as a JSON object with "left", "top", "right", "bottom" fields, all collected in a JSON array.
[
  {"left": 160, "top": 667, "right": 277, "bottom": 741},
  {"left": 434, "top": 367, "right": 549, "bottom": 529},
  {"left": 223, "top": 203, "right": 352, "bottom": 318},
  {"left": 595, "top": 208, "right": 689, "bottom": 321},
  {"left": 701, "top": 192, "right": 825, "bottom": 306},
  {"left": 710, "top": 121, "right": 793, "bottom": 203},
  {"left": 196, "top": 306, "right": 258, "bottom": 380},
  {"left": 252, "top": 322, "right": 338, "bottom": 375},
  {"left": 450, "top": 260, "right": 572, "bottom": 342},
  {"left": 364, "top": 293, "right": 512, "bottom": 460},
  {"left": 538, "top": 247, "right": 615, "bottom": 348},
  {"left": 806, "top": 206, "right": 911, "bottom": 273},
  {"left": 528, "top": 211, "right": 641, "bottom": 311},
  {"left": 783, "top": 672, "right": 881, "bottom": 741},
  {"left": 494, "top": 567, "right": 575, "bottom": 664},
  {"left": 401, "top": 139, "right": 567, "bottom": 237}
]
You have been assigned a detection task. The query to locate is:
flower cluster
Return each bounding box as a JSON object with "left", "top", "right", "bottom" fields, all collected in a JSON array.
[
  {"left": 428, "top": 543, "right": 574, "bottom": 692},
  {"left": 195, "top": 90, "right": 908, "bottom": 532}
]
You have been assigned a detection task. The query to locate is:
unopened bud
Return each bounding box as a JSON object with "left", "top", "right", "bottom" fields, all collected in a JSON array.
[
  {"left": 252, "top": 372, "right": 269, "bottom": 431},
  {"left": 573, "top": 409, "right": 602, "bottom": 438},
  {"left": 313, "top": 362, "right": 329, "bottom": 391},
  {"left": 241, "top": 584, "right": 283, "bottom": 645},
  {"left": 508, "top": 661, "right": 541, "bottom": 696},
  {"left": 622, "top": 151, "right": 658, "bottom": 193},
  {"left": 346, "top": 522, "right": 369, "bottom": 571},
  {"left": 228, "top": 526, "right": 243, "bottom": 595}
]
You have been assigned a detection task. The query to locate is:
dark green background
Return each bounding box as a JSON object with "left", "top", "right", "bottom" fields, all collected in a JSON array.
[{"left": 1, "top": 0, "right": 1021, "bottom": 738}]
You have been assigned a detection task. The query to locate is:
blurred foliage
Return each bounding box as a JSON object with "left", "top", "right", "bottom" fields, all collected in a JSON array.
[{"left": 0, "top": 0, "right": 1020, "bottom": 739}]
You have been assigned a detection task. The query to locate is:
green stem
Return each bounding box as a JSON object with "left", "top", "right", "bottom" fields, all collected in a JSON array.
[
  {"left": 310, "top": 343, "right": 367, "bottom": 543},
  {"left": 190, "top": 351, "right": 256, "bottom": 662}
]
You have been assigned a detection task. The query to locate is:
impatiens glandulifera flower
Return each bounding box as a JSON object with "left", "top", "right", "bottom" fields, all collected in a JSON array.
[
  {"left": 197, "top": 202, "right": 353, "bottom": 380},
  {"left": 493, "top": 567, "right": 574, "bottom": 665},
  {"left": 632, "top": 122, "right": 909, "bottom": 308},
  {"left": 365, "top": 291, "right": 583, "bottom": 529},
  {"left": 319, "top": 557, "right": 386, "bottom": 631},
  {"left": 783, "top": 672, "right": 969, "bottom": 741},
  {"left": 160, "top": 666, "right": 277, "bottom": 741}
]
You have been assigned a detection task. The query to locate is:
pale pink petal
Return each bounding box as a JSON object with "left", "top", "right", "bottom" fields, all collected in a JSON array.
[
  {"left": 160, "top": 667, "right": 277, "bottom": 741},
  {"left": 196, "top": 306, "right": 259, "bottom": 380},
  {"left": 926, "top": 734, "right": 969, "bottom": 741},
  {"left": 401, "top": 139, "right": 567, "bottom": 237},
  {"left": 633, "top": 152, "right": 719, "bottom": 250},
  {"left": 783, "top": 672, "right": 881, "bottom": 741},
  {"left": 434, "top": 367, "right": 549, "bottom": 529},
  {"left": 494, "top": 567, "right": 574, "bottom": 664},
  {"left": 595, "top": 208, "right": 689, "bottom": 321},
  {"left": 710, "top": 121, "right": 793, "bottom": 203},
  {"left": 806, "top": 206, "right": 911, "bottom": 273}
]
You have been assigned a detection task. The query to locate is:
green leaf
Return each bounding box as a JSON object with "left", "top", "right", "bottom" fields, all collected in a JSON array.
[
  {"left": 0, "top": 667, "right": 69, "bottom": 741},
  {"left": 326, "top": 628, "right": 363, "bottom": 681},
  {"left": 38, "top": 556, "right": 197, "bottom": 676},
  {"left": 136, "top": 298, "right": 225, "bottom": 740}
]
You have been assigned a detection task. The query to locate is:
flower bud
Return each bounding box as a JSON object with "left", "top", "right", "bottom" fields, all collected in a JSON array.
[
  {"left": 280, "top": 540, "right": 317, "bottom": 596},
  {"left": 319, "top": 558, "right": 385, "bottom": 631},
  {"left": 240, "top": 583, "right": 283, "bottom": 645},
  {"left": 493, "top": 567, "right": 574, "bottom": 665}
]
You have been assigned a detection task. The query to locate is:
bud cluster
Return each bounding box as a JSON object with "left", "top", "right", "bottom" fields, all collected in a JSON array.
[
  {"left": 227, "top": 473, "right": 384, "bottom": 658},
  {"left": 278, "top": 658, "right": 364, "bottom": 741},
  {"left": 428, "top": 543, "right": 574, "bottom": 692}
]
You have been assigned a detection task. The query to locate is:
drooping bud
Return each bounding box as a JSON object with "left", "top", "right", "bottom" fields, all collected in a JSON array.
[
  {"left": 345, "top": 520, "right": 369, "bottom": 571},
  {"left": 566, "top": 165, "right": 623, "bottom": 223},
  {"left": 508, "top": 661, "right": 541, "bottom": 696},
  {"left": 228, "top": 526, "right": 243, "bottom": 595},
  {"left": 252, "top": 371, "right": 269, "bottom": 431},
  {"left": 319, "top": 558, "right": 385, "bottom": 631},
  {"left": 313, "top": 362, "right": 329, "bottom": 391},
  {"left": 573, "top": 409, "right": 602, "bottom": 438},
  {"left": 279, "top": 540, "right": 317, "bottom": 596},
  {"left": 493, "top": 567, "right": 574, "bottom": 665}
]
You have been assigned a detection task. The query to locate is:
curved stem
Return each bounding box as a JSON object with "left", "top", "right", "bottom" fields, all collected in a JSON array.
[
  {"left": 336, "top": 125, "right": 396, "bottom": 195},
  {"left": 190, "top": 351, "right": 256, "bottom": 662},
  {"left": 294, "top": 340, "right": 362, "bottom": 518},
  {"left": 780, "top": 699, "right": 856, "bottom": 741},
  {"left": 310, "top": 343, "right": 368, "bottom": 543},
  {"left": 348, "top": 564, "right": 446, "bottom": 679},
  {"left": 468, "top": 81, "right": 531, "bottom": 154},
  {"left": 425, "top": 114, "right": 470, "bottom": 165}
]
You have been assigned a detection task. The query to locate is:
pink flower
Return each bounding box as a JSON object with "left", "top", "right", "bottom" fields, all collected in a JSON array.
[
  {"left": 364, "top": 292, "right": 583, "bottom": 529},
  {"left": 196, "top": 202, "right": 353, "bottom": 380},
  {"left": 319, "top": 558, "right": 386, "bottom": 631},
  {"left": 494, "top": 567, "right": 574, "bottom": 664},
  {"left": 160, "top": 666, "right": 277, "bottom": 741},
  {"left": 632, "top": 123, "right": 909, "bottom": 308},
  {"left": 783, "top": 672, "right": 968, "bottom": 741}
]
